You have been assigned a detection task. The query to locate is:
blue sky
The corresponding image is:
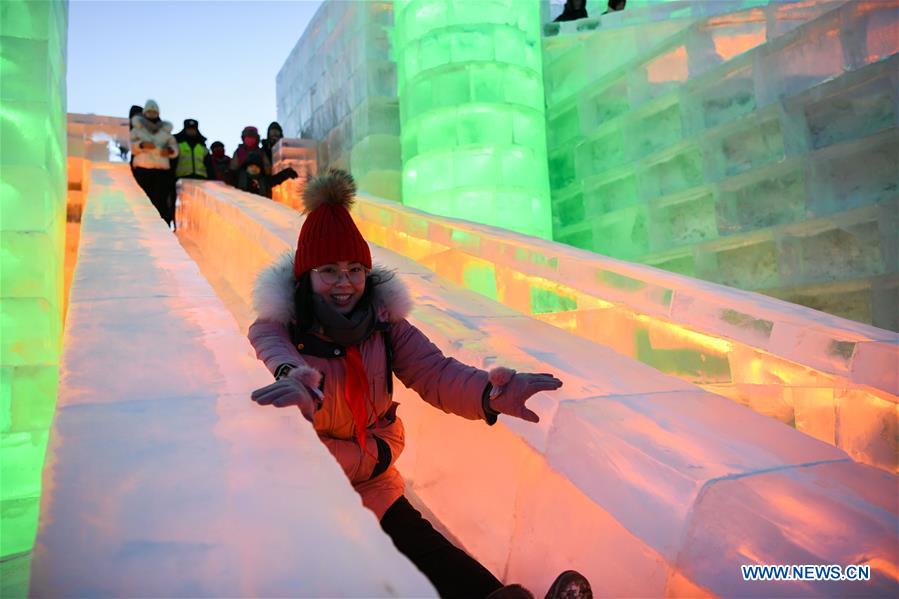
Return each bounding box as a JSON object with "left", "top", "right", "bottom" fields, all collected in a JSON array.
[{"left": 67, "top": 0, "right": 323, "bottom": 153}]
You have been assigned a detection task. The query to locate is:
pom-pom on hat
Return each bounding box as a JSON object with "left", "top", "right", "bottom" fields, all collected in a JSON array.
[{"left": 293, "top": 169, "right": 372, "bottom": 279}]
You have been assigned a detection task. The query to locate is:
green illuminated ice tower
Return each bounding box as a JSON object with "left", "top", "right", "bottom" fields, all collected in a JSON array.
[
  {"left": 0, "top": 0, "right": 68, "bottom": 568},
  {"left": 394, "top": 0, "right": 552, "bottom": 239}
]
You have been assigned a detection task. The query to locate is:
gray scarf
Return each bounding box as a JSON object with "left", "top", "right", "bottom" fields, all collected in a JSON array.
[{"left": 311, "top": 293, "right": 375, "bottom": 346}]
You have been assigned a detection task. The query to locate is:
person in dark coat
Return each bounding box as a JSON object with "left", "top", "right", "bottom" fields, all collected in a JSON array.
[
  {"left": 230, "top": 125, "right": 298, "bottom": 198},
  {"left": 207, "top": 141, "right": 231, "bottom": 183},
  {"left": 235, "top": 151, "right": 272, "bottom": 197},
  {"left": 261, "top": 121, "right": 284, "bottom": 164},
  {"left": 230, "top": 126, "right": 269, "bottom": 173},
  {"left": 128, "top": 105, "right": 143, "bottom": 170}
]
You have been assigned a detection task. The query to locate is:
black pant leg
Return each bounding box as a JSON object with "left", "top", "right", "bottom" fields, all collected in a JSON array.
[
  {"left": 134, "top": 168, "right": 164, "bottom": 222},
  {"left": 132, "top": 167, "right": 153, "bottom": 198},
  {"left": 168, "top": 171, "right": 177, "bottom": 229},
  {"left": 141, "top": 169, "right": 171, "bottom": 225},
  {"left": 380, "top": 496, "right": 503, "bottom": 599}
]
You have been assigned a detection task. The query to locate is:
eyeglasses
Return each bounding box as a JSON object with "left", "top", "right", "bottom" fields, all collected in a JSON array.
[{"left": 311, "top": 265, "right": 368, "bottom": 285}]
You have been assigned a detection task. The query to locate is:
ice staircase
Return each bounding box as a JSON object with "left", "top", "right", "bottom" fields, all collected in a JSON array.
[{"left": 543, "top": 0, "right": 899, "bottom": 331}]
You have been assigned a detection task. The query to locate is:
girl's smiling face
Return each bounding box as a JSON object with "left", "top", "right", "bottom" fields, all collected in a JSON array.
[{"left": 310, "top": 260, "right": 367, "bottom": 314}]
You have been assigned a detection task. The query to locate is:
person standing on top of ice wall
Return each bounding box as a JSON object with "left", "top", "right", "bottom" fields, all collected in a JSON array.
[{"left": 246, "top": 169, "right": 593, "bottom": 599}]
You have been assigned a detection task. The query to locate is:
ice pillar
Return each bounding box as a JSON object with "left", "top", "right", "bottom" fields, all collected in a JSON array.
[
  {"left": 394, "top": 0, "right": 553, "bottom": 239},
  {"left": 0, "top": 0, "right": 68, "bottom": 559}
]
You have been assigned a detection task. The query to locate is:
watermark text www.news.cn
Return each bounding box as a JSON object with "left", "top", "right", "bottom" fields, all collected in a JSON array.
[{"left": 741, "top": 564, "right": 871, "bottom": 582}]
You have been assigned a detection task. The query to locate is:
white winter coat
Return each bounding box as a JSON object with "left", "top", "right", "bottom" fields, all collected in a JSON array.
[{"left": 130, "top": 115, "right": 178, "bottom": 169}]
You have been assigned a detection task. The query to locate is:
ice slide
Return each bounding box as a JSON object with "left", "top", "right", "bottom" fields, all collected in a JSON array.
[{"left": 30, "top": 163, "right": 898, "bottom": 597}]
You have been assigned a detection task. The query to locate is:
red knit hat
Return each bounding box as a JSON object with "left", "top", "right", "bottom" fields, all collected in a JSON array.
[{"left": 294, "top": 169, "right": 372, "bottom": 279}]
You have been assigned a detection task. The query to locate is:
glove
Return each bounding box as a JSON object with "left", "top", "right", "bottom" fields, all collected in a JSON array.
[
  {"left": 486, "top": 367, "right": 562, "bottom": 423},
  {"left": 251, "top": 376, "right": 321, "bottom": 422},
  {"left": 285, "top": 167, "right": 299, "bottom": 179}
]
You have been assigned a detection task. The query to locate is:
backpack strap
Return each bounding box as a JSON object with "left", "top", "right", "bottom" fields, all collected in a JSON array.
[{"left": 374, "top": 321, "right": 394, "bottom": 397}]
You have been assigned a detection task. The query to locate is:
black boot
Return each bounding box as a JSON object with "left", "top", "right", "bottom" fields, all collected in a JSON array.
[
  {"left": 602, "top": 0, "right": 627, "bottom": 15},
  {"left": 554, "top": 0, "right": 588, "bottom": 22}
]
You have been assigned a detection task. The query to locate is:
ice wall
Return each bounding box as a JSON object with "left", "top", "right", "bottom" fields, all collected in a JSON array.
[
  {"left": 274, "top": 0, "right": 896, "bottom": 328},
  {"left": 178, "top": 179, "right": 898, "bottom": 597},
  {"left": 544, "top": 0, "right": 899, "bottom": 330},
  {"left": 0, "top": 0, "right": 68, "bottom": 577},
  {"left": 393, "top": 0, "right": 553, "bottom": 239},
  {"left": 276, "top": 0, "right": 400, "bottom": 200},
  {"left": 271, "top": 138, "right": 318, "bottom": 211},
  {"left": 30, "top": 164, "right": 436, "bottom": 597}
]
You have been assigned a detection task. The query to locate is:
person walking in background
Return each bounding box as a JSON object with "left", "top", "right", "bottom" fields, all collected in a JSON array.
[
  {"left": 261, "top": 121, "right": 284, "bottom": 164},
  {"left": 246, "top": 169, "right": 592, "bottom": 599},
  {"left": 207, "top": 141, "right": 232, "bottom": 183},
  {"left": 172, "top": 118, "right": 211, "bottom": 181},
  {"left": 130, "top": 99, "right": 179, "bottom": 229}
]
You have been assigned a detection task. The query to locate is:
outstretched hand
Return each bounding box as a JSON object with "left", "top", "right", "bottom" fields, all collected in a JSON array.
[
  {"left": 251, "top": 377, "right": 318, "bottom": 422},
  {"left": 489, "top": 370, "right": 563, "bottom": 423}
]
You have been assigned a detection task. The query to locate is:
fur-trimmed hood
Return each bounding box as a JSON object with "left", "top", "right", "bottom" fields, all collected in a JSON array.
[
  {"left": 252, "top": 252, "right": 412, "bottom": 325},
  {"left": 131, "top": 114, "right": 173, "bottom": 134}
]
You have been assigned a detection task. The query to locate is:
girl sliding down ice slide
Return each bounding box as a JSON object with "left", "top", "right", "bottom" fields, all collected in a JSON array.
[{"left": 247, "top": 169, "right": 592, "bottom": 599}]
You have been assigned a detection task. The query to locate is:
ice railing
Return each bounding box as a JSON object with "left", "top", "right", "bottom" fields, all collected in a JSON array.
[
  {"left": 178, "top": 178, "right": 898, "bottom": 597},
  {"left": 31, "top": 164, "right": 436, "bottom": 598},
  {"left": 347, "top": 192, "right": 898, "bottom": 473}
]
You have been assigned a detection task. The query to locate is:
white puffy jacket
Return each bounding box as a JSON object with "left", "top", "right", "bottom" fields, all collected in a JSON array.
[{"left": 130, "top": 115, "right": 178, "bottom": 169}]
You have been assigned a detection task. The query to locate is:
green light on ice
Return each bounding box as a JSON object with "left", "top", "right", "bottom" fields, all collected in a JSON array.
[
  {"left": 0, "top": 0, "right": 68, "bottom": 563},
  {"left": 394, "top": 0, "right": 552, "bottom": 239}
]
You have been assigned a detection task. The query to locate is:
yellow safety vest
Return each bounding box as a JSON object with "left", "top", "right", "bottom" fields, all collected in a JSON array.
[{"left": 176, "top": 141, "right": 208, "bottom": 178}]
